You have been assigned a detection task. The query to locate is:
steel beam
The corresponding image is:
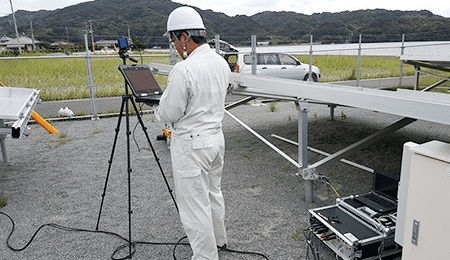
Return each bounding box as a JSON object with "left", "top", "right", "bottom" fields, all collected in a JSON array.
[
  {"left": 303, "top": 117, "right": 416, "bottom": 177},
  {"left": 230, "top": 73, "right": 450, "bottom": 126},
  {"left": 271, "top": 134, "right": 374, "bottom": 173},
  {"left": 225, "top": 96, "right": 257, "bottom": 110}
]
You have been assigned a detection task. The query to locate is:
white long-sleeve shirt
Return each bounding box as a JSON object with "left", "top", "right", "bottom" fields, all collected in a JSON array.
[{"left": 155, "top": 44, "right": 230, "bottom": 136}]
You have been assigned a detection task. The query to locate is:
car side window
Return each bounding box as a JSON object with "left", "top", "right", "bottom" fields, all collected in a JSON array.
[
  {"left": 225, "top": 54, "right": 237, "bottom": 64},
  {"left": 243, "top": 54, "right": 266, "bottom": 65},
  {"left": 224, "top": 54, "right": 238, "bottom": 71},
  {"left": 262, "top": 54, "right": 280, "bottom": 65},
  {"left": 279, "top": 54, "right": 298, "bottom": 65},
  {"left": 243, "top": 54, "right": 251, "bottom": 65},
  {"left": 257, "top": 54, "right": 265, "bottom": 65}
]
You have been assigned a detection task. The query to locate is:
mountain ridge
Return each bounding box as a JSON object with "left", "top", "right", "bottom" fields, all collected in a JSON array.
[{"left": 1, "top": 0, "right": 449, "bottom": 47}]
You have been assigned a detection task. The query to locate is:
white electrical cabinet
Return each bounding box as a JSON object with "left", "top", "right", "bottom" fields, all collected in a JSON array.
[{"left": 395, "top": 140, "right": 450, "bottom": 260}]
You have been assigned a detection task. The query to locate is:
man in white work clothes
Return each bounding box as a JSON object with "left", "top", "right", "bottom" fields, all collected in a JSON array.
[{"left": 155, "top": 6, "right": 231, "bottom": 260}]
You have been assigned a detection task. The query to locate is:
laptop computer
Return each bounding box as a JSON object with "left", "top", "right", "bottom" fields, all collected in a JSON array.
[
  {"left": 352, "top": 170, "right": 399, "bottom": 213},
  {"left": 118, "top": 64, "right": 163, "bottom": 105}
]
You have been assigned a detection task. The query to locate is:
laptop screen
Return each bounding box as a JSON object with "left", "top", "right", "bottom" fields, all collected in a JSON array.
[
  {"left": 373, "top": 170, "right": 399, "bottom": 201},
  {"left": 119, "top": 65, "right": 161, "bottom": 95}
]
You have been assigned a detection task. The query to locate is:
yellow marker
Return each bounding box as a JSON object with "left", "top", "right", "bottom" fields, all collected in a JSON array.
[
  {"left": 0, "top": 81, "right": 59, "bottom": 134},
  {"left": 318, "top": 212, "right": 328, "bottom": 221}
]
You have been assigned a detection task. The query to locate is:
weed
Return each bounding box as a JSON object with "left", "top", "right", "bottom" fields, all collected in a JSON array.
[
  {"left": 345, "top": 69, "right": 357, "bottom": 81},
  {"left": 288, "top": 116, "right": 292, "bottom": 121},
  {"left": 74, "top": 111, "right": 87, "bottom": 117},
  {"left": 340, "top": 110, "right": 347, "bottom": 122},
  {"left": 283, "top": 165, "right": 288, "bottom": 171},
  {"left": 93, "top": 129, "right": 104, "bottom": 134},
  {"left": 244, "top": 153, "right": 249, "bottom": 158},
  {"left": 287, "top": 227, "right": 304, "bottom": 241},
  {"left": 270, "top": 101, "right": 277, "bottom": 112},
  {"left": 0, "top": 193, "right": 7, "bottom": 208},
  {"left": 48, "top": 133, "right": 73, "bottom": 148},
  {"left": 313, "top": 112, "right": 317, "bottom": 118}
]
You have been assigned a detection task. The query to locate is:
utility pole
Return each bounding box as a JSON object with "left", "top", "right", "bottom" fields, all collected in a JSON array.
[
  {"left": 28, "top": 16, "right": 36, "bottom": 51},
  {"left": 65, "top": 26, "right": 69, "bottom": 42},
  {"left": 9, "top": 0, "right": 22, "bottom": 54},
  {"left": 127, "top": 28, "right": 132, "bottom": 50},
  {"left": 89, "top": 19, "right": 95, "bottom": 53}
]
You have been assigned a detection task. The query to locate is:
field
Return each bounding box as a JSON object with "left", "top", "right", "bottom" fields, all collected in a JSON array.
[
  {"left": 0, "top": 54, "right": 447, "bottom": 101},
  {"left": 295, "top": 55, "right": 416, "bottom": 82},
  {"left": 0, "top": 55, "right": 169, "bottom": 101}
]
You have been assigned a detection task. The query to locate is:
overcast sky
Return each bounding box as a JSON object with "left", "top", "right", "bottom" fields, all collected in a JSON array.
[{"left": 1, "top": 0, "right": 449, "bottom": 18}]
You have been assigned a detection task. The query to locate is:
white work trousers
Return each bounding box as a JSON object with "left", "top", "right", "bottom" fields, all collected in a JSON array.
[{"left": 171, "top": 129, "right": 227, "bottom": 260}]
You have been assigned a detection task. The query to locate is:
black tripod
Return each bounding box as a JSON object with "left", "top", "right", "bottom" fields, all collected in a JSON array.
[{"left": 95, "top": 47, "right": 178, "bottom": 259}]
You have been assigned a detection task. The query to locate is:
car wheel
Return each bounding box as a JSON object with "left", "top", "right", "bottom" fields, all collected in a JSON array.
[{"left": 303, "top": 73, "right": 319, "bottom": 82}]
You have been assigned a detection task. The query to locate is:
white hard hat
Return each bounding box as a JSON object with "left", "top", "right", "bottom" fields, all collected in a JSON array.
[{"left": 164, "top": 6, "right": 206, "bottom": 37}]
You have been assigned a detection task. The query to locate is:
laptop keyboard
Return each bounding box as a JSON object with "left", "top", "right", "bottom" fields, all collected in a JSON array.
[{"left": 365, "top": 193, "right": 396, "bottom": 208}]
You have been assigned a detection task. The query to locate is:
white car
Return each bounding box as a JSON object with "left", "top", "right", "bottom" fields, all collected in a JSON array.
[{"left": 210, "top": 40, "right": 321, "bottom": 81}]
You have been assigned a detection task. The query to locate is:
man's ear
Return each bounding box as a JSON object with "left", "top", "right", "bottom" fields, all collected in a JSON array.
[{"left": 180, "top": 32, "right": 189, "bottom": 44}]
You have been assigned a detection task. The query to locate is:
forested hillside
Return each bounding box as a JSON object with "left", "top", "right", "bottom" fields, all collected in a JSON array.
[{"left": 1, "top": 0, "right": 449, "bottom": 47}]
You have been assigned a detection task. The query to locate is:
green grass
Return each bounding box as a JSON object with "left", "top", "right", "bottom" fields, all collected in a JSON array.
[
  {"left": 0, "top": 55, "right": 170, "bottom": 101},
  {"left": 1, "top": 54, "right": 448, "bottom": 101},
  {"left": 295, "top": 55, "right": 416, "bottom": 82}
]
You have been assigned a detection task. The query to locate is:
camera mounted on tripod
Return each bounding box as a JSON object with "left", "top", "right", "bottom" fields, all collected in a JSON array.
[{"left": 116, "top": 37, "right": 138, "bottom": 63}]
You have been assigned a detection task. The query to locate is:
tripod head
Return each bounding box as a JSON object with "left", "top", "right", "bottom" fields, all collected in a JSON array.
[{"left": 116, "top": 37, "right": 138, "bottom": 64}]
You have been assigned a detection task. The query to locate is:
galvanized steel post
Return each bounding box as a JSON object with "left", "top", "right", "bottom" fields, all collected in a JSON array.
[
  {"left": 215, "top": 35, "right": 220, "bottom": 54},
  {"left": 399, "top": 34, "right": 405, "bottom": 86},
  {"left": 84, "top": 34, "right": 97, "bottom": 118},
  {"left": 0, "top": 119, "right": 8, "bottom": 163},
  {"left": 357, "top": 34, "right": 362, "bottom": 87},
  {"left": 297, "top": 99, "right": 312, "bottom": 203},
  {"left": 309, "top": 35, "right": 313, "bottom": 81},
  {"left": 251, "top": 35, "right": 257, "bottom": 75}
]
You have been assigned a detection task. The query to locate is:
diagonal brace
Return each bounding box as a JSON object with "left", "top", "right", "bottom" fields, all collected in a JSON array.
[{"left": 302, "top": 117, "right": 417, "bottom": 179}]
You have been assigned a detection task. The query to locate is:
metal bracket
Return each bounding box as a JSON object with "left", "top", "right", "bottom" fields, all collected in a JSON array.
[
  {"left": 296, "top": 98, "right": 309, "bottom": 112},
  {"left": 302, "top": 167, "right": 319, "bottom": 180}
]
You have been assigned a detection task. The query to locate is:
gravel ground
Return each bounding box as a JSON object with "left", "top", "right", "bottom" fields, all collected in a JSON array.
[{"left": 1, "top": 100, "right": 449, "bottom": 259}]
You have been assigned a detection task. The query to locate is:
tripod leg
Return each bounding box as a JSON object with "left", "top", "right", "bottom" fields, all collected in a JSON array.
[
  {"left": 125, "top": 95, "right": 134, "bottom": 259},
  {"left": 95, "top": 96, "right": 126, "bottom": 231},
  {"left": 130, "top": 99, "right": 179, "bottom": 213}
]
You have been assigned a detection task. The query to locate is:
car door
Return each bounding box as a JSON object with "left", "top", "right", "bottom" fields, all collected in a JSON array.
[{"left": 279, "top": 53, "right": 304, "bottom": 80}]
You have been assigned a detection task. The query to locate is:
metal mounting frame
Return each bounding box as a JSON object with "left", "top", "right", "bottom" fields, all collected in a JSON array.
[
  {"left": 149, "top": 61, "right": 450, "bottom": 204},
  {"left": 0, "top": 87, "right": 40, "bottom": 163}
]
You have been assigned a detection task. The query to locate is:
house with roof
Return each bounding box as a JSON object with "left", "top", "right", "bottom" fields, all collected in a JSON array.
[
  {"left": 1, "top": 35, "right": 12, "bottom": 43},
  {"left": 0, "top": 36, "right": 42, "bottom": 51}
]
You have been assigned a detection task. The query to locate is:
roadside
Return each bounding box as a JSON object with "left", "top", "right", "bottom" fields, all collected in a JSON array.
[{"left": 34, "top": 76, "right": 416, "bottom": 119}]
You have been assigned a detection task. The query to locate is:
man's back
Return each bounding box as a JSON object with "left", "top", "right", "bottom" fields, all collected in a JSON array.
[{"left": 157, "top": 44, "right": 230, "bottom": 135}]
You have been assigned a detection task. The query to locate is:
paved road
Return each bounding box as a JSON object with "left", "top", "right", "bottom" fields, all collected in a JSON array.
[
  {"left": 331, "top": 75, "right": 415, "bottom": 89},
  {"left": 34, "top": 76, "right": 416, "bottom": 118}
]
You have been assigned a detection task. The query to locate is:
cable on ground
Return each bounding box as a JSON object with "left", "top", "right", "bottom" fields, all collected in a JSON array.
[{"left": 0, "top": 211, "right": 269, "bottom": 259}]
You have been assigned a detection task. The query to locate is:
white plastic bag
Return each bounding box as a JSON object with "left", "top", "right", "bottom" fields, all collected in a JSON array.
[{"left": 58, "top": 107, "right": 74, "bottom": 117}]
